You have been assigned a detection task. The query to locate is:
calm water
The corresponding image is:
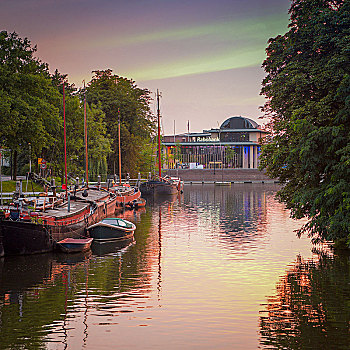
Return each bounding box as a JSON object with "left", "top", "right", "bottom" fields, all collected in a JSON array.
[{"left": 1, "top": 184, "right": 349, "bottom": 349}]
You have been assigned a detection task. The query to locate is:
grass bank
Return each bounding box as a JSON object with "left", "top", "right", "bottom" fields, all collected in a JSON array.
[{"left": 0, "top": 181, "right": 44, "bottom": 193}]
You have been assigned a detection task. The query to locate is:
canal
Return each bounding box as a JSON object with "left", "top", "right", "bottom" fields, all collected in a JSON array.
[{"left": 0, "top": 184, "right": 349, "bottom": 349}]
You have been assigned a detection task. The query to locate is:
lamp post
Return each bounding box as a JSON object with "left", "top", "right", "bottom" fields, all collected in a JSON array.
[
  {"left": 0, "top": 148, "right": 2, "bottom": 206},
  {"left": 29, "top": 143, "right": 31, "bottom": 173}
]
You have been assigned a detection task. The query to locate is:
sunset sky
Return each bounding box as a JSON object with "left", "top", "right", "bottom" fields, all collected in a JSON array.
[{"left": 1, "top": 0, "right": 291, "bottom": 133}]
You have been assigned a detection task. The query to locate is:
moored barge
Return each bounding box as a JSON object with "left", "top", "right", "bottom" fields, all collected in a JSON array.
[{"left": 0, "top": 187, "right": 117, "bottom": 256}]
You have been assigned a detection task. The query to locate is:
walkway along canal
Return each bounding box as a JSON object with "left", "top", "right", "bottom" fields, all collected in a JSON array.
[{"left": 164, "top": 168, "right": 277, "bottom": 183}]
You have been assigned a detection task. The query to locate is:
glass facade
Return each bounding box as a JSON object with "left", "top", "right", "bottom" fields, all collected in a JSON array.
[
  {"left": 220, "top": 116, "right": 258, "bottom": 129},
  {"left": 166, "top": 145, "right": 250, "bottom": 169},
  {"left": 163, "top": 116, "right": 265, "bottom": 169},
  {"left": 221, "top": 132, "right": 249, "bottom": 142}
]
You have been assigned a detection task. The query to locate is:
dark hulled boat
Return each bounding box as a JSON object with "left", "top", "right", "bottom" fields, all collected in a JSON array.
[
  {"left": 87, "top": 217, "right": 136, "bottom": 241},
  {"left": 0, "top": 187, "right": 117, "bottom": 256},
  {"left": 140, "top": 177, "right": 181, "bottom": 196}
]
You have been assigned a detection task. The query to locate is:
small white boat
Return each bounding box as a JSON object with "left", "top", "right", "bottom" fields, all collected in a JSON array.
[{"left": 87, "top": 218, "right": 136, "bottom": 241}]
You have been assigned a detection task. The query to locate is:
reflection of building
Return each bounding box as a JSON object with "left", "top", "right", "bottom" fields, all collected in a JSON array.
[{"left": 163, "top": 116, "right": 267, "bottom": 169}]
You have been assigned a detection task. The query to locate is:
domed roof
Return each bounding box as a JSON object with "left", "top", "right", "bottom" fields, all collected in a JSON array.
[{"left": 220, "top": 116, "right": 258, "bottom": 130}]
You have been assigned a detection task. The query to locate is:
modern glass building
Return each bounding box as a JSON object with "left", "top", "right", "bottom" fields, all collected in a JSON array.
[{"left": 163, "top": 116, "right": 267, "bottom": 169}]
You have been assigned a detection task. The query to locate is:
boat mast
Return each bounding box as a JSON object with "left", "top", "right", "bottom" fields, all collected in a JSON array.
[
  {"left": 63, "top": 82, "right": 68, "bottom": 199},
  {"left": 157, "top": 89, "right": 162, "bottom": 178},
  {"left": 118, "top": 109, "right": 122, "bottom": 185},
  {"left": 0, "top": 148, "right": 2, "bottom": 206},
  {"left": 84, "top": 81, "right": 89, "bottom": 187}
]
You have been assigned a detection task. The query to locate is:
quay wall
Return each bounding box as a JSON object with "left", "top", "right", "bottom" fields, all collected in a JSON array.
[{"left": 163, "top": 169, "right": 278, "bottom": 183}]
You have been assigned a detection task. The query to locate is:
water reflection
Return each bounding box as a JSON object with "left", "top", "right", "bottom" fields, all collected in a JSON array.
[
  {"left": 0, "top": 253, "right": 88, "bottom": 349},
  {"left": 1, "top": 184, "right": 347, "bottom": 349},
  {"left": 178, "top": 184, "right": 270, "bottom": 254},
  {"left": 0, "top": 239, "right": 141, "bottom": 349},
  {"left": 91, "top": 239, "right": 135, "bottom": 256},
  {"left": 259, "top": 251, "right": 350, "bottom": 349}
]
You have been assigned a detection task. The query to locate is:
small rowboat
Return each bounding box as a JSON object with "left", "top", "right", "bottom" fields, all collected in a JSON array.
[
  {"left": 126, "top": 197, "right": 146, "bottom": 209},
  {"left": 57, "top": 238, "right": 93, "bottom": 253},
  {"left": 87, "top": 218, "right": 136, "bottom": 241}
]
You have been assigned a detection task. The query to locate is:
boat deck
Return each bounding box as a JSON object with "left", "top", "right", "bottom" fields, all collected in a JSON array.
[{"left": 1, "top": 187, "right": 112, "bottom": 219}]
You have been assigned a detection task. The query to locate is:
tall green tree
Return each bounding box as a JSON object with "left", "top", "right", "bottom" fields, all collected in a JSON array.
[
  {"left": 86, "top": 69, "right": 155, "bottom": 177},
  {"left": 259, "top": 0, "right": 350, "bottom": 243},
  {"left": 0, "top": 31, "right": 61, "bottom": 179},
  {"left": 47, "top": 71, "right": 111, "bottom": 183}
]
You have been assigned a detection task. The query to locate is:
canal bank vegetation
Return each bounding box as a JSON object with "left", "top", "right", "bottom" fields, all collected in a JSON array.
[
  {"left": 259, "top": 0, "right": 350, "bottom": 245},
  {"left": 0, "top": 31, "right": 156, "bottom": 182},
  {"left": 0, "top": 180, "right": 43, "bottom": 193}
]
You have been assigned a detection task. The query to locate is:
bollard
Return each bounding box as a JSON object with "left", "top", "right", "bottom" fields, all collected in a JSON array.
[
  {"left": 137, "top": 172, "right": 141, "bottom": 187},
  {"left": 98, "top": 175, "right": 101, "bottom": 190},
  {"left": 51, "top": 178, "right": 56, "bottom": 197}
]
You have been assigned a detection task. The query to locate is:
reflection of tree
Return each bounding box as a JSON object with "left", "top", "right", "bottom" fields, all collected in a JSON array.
[
  {"left": 260, "top": 253, "right": 350, "bottom": 349},
  {"left": 0, "top": 255, "right": 81, "bottom": 350},
  {"left": 0, "top": 208, "right": 154, "bottom": 349}
]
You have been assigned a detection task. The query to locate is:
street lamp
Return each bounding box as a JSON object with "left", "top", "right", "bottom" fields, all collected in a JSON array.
[{"left": 29, "top": 143, "right": 31, "bottom": 173}]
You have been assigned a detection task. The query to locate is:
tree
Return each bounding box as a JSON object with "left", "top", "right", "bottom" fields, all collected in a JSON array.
[
  {"left": 225, "top": 147, "right": 236, "bottom": 168},
  {"left": 47, "top": 70, "right": 111, "bottom": 183},
  {"left": 86, "top": 69, "right": 156, "bottom": 177},
  {"left": 0, "top": 31, "right": 61, "bottom": 179},
  {"left": 85, "top": 102, "right": 111, "bottom": 181},
  {"left": 259, "top": 0, "right": 350, "bottom": 243}
]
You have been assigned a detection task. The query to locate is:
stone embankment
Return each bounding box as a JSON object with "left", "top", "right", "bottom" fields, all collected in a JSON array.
[{"left": 164, "top": 169, "right": 278, "bottom": 184}]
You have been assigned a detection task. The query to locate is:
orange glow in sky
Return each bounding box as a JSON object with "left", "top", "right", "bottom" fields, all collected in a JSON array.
[{"left": 1, "top": 0, "right": 291, "bottom": 133}]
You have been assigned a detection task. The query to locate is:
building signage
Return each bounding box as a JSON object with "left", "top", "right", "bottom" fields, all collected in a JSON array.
[{"left": 196, "top": 137, "right": 219, "bottom": 142}]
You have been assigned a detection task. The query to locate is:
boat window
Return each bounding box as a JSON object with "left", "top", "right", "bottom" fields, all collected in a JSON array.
[
  {"left": 117, "top": 219, "right": 127, "bottom": 227},
  {"left": 103, "top": 219, "right": 118, "bottom": 225}
]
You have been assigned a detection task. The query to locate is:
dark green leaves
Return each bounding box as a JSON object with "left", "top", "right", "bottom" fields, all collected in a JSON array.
[{"left": 260, "top": 0, "right": 350, "bottom": 243}]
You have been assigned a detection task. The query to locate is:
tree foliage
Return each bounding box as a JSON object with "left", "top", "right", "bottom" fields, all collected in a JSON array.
[
  {"left": 45, "top": 71, "right": 111, "bottom": 183},
  {"left": 0, "top": 31, "right": 61, "bottom": 178},
  {"left": 259, "top": 0, "right": 350, "bottom": 242},
  {"left": 86, "top": 69, "right": 156, "bottom": 176},
  {"left": 0, "top": 32, "right": 156, "bottom": 182}
]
